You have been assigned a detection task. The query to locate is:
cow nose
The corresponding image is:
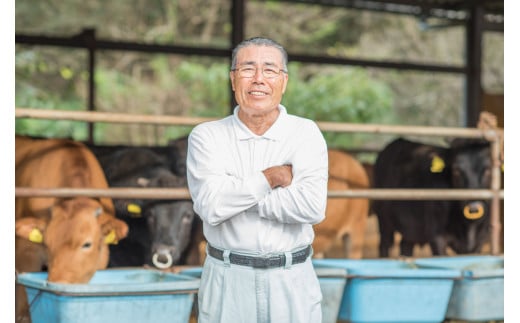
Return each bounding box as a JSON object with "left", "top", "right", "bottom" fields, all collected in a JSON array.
[{"left": 463, "top": 201, "right": 485, "bottom": 220}]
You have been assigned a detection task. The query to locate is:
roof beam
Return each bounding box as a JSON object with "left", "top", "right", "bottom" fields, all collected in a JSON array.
[{"left": 263, "top": 0, "right": 503, "bottom": 31}]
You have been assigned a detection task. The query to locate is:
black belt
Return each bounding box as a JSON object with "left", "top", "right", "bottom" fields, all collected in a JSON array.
[{"left": 207, "top": 244, "right": 311, "bottom": 269}]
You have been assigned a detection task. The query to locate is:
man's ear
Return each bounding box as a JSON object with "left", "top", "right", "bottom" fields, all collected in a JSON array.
[
  {"left": 230, "top": 71, "right": 237, "bottom": 91},
  {"left": 281, "top": 72, "right": 288, "bottom": 94}
]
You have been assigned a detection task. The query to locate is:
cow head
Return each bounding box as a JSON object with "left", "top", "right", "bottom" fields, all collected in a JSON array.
[
  {"left": 114, "top": 198, "right": 195, "bottom": 268},
  {"left": 15, "top": 197, "right": 128, "bottom": 283},
  {"left": 447, "top": 138, "right": 492, "bottom": 253},
  {"left": 112, "top": 173, "right": 195, "bottom": 269},
  {"left": 146, "top": 200, "right": 195, "bottom": 268}
]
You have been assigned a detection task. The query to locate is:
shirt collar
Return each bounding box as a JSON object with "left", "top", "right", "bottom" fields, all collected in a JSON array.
[{"left": 232, "top": 105, "right": 288, "bottom": 141}]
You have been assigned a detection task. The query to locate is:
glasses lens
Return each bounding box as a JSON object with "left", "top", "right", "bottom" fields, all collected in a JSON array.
[
  {"left": 239, "top": 67, "right": 256, "bottom": 77},
  {"left": 236, "top": 67, "right": 282, "bottom": 78},
  {"left": 262, "top": 68, "right": 279, "bottom": 78}
]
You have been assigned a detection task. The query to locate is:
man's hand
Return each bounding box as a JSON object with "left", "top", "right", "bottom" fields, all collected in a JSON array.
[{"left": 263, "top": 164, "right": 293, "bottom": 188}]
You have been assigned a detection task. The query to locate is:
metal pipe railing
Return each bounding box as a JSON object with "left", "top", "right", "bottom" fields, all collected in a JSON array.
[
  {"left": 16, "top": 107, "right": 502, "bottom": 138},
  {"left": 14, "top": 187, "right": 504, "bottom": 201}
]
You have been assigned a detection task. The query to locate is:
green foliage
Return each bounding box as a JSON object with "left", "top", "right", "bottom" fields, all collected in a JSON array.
[
  {"left": 15, "top": 61, "right": 88, "bottom": 140},
  {"left": 175, "top": 61, "right": 230, "bottom": 117},
  {"left": 283, "top": 64, "right": 395, "bottom": 149},
  {"left": 16, "top": 47, "right": 394, "bottom": 146}
]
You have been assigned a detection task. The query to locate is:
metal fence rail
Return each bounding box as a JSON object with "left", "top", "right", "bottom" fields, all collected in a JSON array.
[{"left": 14, "top": 187, "right": 504, "bottom": 201}]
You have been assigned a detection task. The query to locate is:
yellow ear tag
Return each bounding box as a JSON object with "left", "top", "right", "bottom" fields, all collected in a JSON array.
[
  {"left": 501, "top": 164, "right": 504, "bottom": 172},
  {"left": 29, "top": 228, "right": 43, "bottom": 244},
  {"left": 430, "top": 155, "right": 445, "bottom": 173},
  {"left": 127, "top": 203, "right": 142, "bottom": 217},
  {"left": 104, "top": 229, "right": 118, "bottom": 245}
]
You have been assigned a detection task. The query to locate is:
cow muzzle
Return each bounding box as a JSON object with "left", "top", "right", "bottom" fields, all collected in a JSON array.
[{"left": 463, "top": 201, "right": 485, "bottom": 220}]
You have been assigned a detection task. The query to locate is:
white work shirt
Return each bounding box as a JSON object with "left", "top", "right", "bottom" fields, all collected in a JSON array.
[{"left": 187, "top": 105, "right": 328, "bottom": 254}]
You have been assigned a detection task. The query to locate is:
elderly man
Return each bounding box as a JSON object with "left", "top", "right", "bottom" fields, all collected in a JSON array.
[{"left": 187, "top": 37, "right": 328, "bottom": 323}]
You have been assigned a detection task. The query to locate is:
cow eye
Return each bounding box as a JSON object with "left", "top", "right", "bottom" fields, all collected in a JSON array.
[{"left": 82, "top": 241, "right": 92, "bottom": 249}]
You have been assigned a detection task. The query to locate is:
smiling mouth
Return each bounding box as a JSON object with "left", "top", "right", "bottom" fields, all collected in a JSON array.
[{"left": 249, "top": 91, "right": 268, "bottom": 96}]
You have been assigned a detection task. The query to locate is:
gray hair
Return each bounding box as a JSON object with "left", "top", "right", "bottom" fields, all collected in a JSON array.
[{"left": 230, "top": 37, "right": 288, "bottom": 71}]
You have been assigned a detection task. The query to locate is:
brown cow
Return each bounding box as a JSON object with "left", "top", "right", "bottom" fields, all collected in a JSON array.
[
  {"left": 312, "top": 149, "right": 370, "bottom": 259},
  {"left": 15, "top": 136, "right": 129, "bottom": 323}
]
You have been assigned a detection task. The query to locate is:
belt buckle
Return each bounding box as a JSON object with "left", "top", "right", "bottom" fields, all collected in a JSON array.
[
  {"left": 268, "top": 255, "right": 284, "bottom": 268},
  {"left": 251, "top": 255, "right": 283, "bottom": 268},
  {"left": 252, "top": 256, "right": 268, "bottom": 268}
]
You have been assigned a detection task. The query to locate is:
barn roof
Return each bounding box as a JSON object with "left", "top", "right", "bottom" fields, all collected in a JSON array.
[{"left": 271, "top": 0, "right": 503, "bottom": 30}]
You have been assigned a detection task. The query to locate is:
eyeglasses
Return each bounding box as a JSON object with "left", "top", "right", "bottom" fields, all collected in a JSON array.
[{"left": 232, "top": 66, "right": 287, "bottom": 79}]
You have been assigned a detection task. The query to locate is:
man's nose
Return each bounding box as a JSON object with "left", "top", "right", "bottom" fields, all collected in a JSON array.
[{"left": 252, "top": 68, "right": 265, "bottom": 80}]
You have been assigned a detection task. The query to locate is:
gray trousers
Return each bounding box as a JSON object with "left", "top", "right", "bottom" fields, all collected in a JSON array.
[{"left": 197, "top": 251, "right": 322, "bottom": 323}]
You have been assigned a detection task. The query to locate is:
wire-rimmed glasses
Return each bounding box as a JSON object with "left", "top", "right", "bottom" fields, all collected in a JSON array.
[{"left": 232, "top": 66, "right": 287, "bottom": 79}]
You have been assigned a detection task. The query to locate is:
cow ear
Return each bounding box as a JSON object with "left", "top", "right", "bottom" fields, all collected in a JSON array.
[
  {"left": 430, "top": 155, "right": 445, "bottom": 173},
  {"left": 15, "top": 217, "right": 47, "bottom": 244},
  {"left": 104, "top": 229, "right": 118, "bottom": 244},
  {"left": 99, "top": 215, "right": 129, "bottom": 244}
]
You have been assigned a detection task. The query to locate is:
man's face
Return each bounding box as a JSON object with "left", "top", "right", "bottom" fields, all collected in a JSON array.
[{"left": 230, "top": 45, "right": 288, "bottom": 118}]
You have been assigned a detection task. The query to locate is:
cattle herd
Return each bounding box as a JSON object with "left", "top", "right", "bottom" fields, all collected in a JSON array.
[
  {"left": 14, "top": 117, "right": 502, "bottom": 322},
  {"left": 372, "top": 137, "right": 495, "bottom": 257}
]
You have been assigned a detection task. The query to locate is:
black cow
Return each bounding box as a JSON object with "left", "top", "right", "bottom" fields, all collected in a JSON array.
[
  {"left": 372, "top": 137, "right": 493, "bottom": 257},
  {"left": 89, "top": 143, "right": 197, "bottom": 268}
]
